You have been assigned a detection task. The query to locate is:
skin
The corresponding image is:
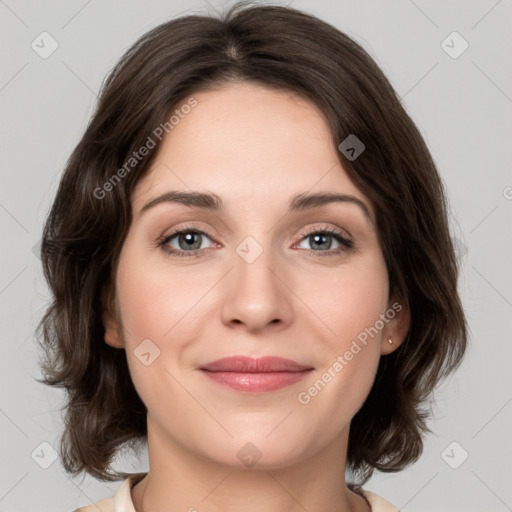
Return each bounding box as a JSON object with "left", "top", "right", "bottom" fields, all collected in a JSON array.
[{"left": 103, "top": 81, "right": 410, "bottom": 512}]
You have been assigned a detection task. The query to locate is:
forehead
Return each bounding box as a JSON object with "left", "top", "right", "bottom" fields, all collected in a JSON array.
[{"left": 132, "top": 83, "right": 373, "bottom": 219}]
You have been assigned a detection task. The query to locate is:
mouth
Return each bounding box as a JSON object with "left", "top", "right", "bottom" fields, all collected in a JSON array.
[{"left": 198, "top": 356, "right": 314, "bottom": 393}]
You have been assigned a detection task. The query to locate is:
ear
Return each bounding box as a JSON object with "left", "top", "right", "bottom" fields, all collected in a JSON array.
[
  {"left": 101, "top": 285, "right": 125, "bottom": 349},
  {"left": 380, "top": 297, "right": 410, "bottom": 355}
]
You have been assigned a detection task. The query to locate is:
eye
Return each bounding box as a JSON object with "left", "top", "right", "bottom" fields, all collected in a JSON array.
[
  {"left": 295, "top": 226, "right": 353, "bottom": 256},
  {"left": 157, "top": 226, "right": 216, "bottom": 258}
]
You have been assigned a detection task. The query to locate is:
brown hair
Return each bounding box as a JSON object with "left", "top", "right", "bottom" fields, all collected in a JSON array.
[{"left": 37, "top": 1, "right": 468, "bottom": 484}]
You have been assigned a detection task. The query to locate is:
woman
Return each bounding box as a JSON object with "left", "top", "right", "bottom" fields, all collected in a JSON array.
[{"left": 37, "top": 3, "right": 467, "bottom": 511}]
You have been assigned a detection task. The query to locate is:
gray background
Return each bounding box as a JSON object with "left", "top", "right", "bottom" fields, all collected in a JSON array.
[{"left": 1, "top": 0, "right": 511, "bottom": 511}]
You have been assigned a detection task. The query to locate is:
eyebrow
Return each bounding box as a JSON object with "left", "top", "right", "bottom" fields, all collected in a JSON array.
[{"left": 139, "top": 190, "right": 373, "bottom": 222}]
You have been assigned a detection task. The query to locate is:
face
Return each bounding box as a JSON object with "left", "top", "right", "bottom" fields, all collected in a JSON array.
[{"left": 104, "top": 82, "right": 409, "bottom": 470}]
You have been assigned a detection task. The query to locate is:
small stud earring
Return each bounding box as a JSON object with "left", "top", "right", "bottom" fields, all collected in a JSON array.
[{"left": 388, "top": 338, "right": 393, "bottom": 344}]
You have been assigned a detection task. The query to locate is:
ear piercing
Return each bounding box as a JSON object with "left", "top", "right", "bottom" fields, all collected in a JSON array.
[{"left": 388, "top": 338, "right": 393, "bottom": 344}]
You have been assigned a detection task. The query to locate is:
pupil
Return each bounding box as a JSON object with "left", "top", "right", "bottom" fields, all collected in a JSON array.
[
  {"left": 180, "top": 233, "right": 201, "bottom": 250},
  {"left": 311, "top": 234, "right": 331, "bottom": 250}
]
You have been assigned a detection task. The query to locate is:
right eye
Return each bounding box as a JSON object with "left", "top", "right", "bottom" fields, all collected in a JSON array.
[{"left": 158, "top": 227, "right": 217, "bottom": 258}]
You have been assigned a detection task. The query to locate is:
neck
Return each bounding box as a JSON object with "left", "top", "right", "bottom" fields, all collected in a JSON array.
[{"left": 130, "top": 415, "right": 369, "bottom": 512}]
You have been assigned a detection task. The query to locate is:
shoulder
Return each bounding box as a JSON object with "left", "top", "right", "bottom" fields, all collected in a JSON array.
[
  {"left": 360, "top": 488, "right": 400, "bottom": 512},
  {"left": 71, "top": 473, "right": 146, "bottom": 512},
  {"left": 72, "top": 496, "right": 114, "bottom": 512}
]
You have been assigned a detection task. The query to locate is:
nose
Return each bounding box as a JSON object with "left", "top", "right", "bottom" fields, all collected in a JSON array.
[{"left": 220, "top": 240, "right": 294, "bottom": 333}]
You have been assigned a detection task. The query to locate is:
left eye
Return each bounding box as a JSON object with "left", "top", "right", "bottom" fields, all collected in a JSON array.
[{"left": 297, "top": 232, "right": 346, "bottom": 251}]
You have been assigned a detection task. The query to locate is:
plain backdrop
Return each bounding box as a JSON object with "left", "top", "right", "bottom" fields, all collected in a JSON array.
[{"left": 1, "top": 0, "right": 511, "bottom": 511}]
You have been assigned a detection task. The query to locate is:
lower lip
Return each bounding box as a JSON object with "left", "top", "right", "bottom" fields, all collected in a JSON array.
[{"left": 200, "top": 370, "right": 313, "bottom": 392}]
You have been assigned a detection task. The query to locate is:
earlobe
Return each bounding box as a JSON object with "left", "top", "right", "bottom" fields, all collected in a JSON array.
[
  {"left": 380, "top": 298, "right": 411, "bottom": 355},
  {"left": 101, "top": 286, "right": 125, "bottom": 349}
]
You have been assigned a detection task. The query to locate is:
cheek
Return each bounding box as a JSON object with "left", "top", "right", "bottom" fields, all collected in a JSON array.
[
  {"left": 113, "top": 243, "right": 221, "bottom": 396},
  {"left": 299, "top": 252, "right": 388, "bottom": 405},
  {"left": 115, "top": 246, "right": 211, "bottom": 341},
  {"left": 307, "top": 252, "right": 389, "bottom": 348}
]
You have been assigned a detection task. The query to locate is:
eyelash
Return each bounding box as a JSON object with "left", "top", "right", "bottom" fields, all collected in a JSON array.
[{"left": 156, "top": 224, "right": 354, "bottom": 259}]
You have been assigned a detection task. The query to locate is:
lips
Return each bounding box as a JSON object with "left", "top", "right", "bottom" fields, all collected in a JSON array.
[
  {"left": 200, "top": 356, "right": 312, "bottom": 372},
  {"left": 199, "top": 356, "right": 313, "bottom": 392}
]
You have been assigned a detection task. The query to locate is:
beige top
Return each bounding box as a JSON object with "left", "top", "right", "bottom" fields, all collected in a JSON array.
[{"left": 74, "top": 473, "right": 400, "bottom": 512}]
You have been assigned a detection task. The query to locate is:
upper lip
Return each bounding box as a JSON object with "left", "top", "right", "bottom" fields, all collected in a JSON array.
[{"left": 199, "top": 356, "right": 313, "bottom": 373}]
